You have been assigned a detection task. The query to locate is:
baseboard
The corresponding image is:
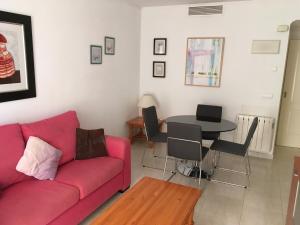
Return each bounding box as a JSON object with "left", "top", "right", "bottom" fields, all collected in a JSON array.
[{"left": 248, "top": 151, "right": 273, "bottom": 159}]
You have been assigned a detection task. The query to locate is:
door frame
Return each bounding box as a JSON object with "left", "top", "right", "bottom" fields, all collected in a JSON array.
[{"left": 275, "top": 21, "right": 297, "bottom": 148}]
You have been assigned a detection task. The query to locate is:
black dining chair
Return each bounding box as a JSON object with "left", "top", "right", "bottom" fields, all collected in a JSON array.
[
  {"left": 142, "top": 106, "right": 167, "bottom": 169},
  {"left": 163, "top": 122, "right": 209, "bottom": 186},
  {"left": 196, "top": 104, "right": 223, "bottom": 141},
  {"left": 210, "top": 117, "right": 258, "bottom": 188}
]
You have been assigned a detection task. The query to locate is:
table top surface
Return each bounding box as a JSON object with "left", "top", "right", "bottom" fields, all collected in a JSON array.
[
  {"left": 91, "top": 177, "right": 201, "bottom": 225},
  {"left": 166, "top": 115, "right": 237, "bottom": 133}
]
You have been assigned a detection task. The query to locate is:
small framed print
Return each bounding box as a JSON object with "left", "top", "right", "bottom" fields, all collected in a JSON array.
[
  {"left": 90, "top": 45, "right": 102, "bottom": 64},
  {"left": 105, "top": 36, "right": 115, "bottom": 55},
  {"left": 154, "top": 38, "right": 167, "bottom": 55},
  {"left": 153, "top": 61, "right": 166, "bottom": 78}
]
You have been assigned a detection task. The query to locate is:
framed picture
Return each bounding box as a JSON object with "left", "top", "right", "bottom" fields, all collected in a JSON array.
[
  {"left": 104, "top": 36, "right": 115, "bottom": 55},
  {"left": 153, "top": 61, "right": 166, "bottom": 78},
  {"left": 90, "top": 45, "right": 102, "bottom": 64},
  {"left": 185, "top": 37, "right": 225, "bottom": 87},
  {"left": 154, "top": 38, "right": 167, "bottom": 55},
  {"left": 0, "top": 10, "right": 36, "bottom": 103}
]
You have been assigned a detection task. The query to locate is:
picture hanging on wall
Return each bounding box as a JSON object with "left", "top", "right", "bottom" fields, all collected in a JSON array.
[
  {"left": 104, "top": 36, "right": 115, "bottom": 55},
  {"left": 90, "top": 45, "right": 102, "bottom": 64},
  {"left": 0, "top": 10, "right": 36, "bottom": 103},
  {"left": 185, "top": 37, "right": 225, "bottom": 87},
  {"left": 154, "top": 38, "right": 167, "bottom": 55},
  {"left": 153, "top": 61, "right": 166, "bottom": 78}
]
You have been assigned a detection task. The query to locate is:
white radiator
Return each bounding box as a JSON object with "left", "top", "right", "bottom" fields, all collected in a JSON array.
[{"left": 234, "top": 114, "right": 275, "bottom": 154}]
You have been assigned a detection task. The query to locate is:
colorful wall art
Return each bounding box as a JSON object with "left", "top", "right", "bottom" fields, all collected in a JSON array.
[{"left": 185, "top": 37, "right": 225, "bottom": 87}]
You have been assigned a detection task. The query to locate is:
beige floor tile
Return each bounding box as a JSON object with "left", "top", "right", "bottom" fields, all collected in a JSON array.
[
  {"left": 240, "top": 204, "right": 284, "bottom": 225},
  {"left": 79, "top": 143, "right": 299, "bottom": 225},
  {"left": 243, "top": 188, "right": 282, "bottom": 214}
]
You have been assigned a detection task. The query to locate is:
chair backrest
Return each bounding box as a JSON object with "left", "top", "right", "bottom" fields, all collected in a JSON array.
[
  {"left": 142, "top": 106, "right": 160, "bottom": 140},
  {"left": 243, "top": 117, "right": 259, "bottom": 151},
  {"left": 196, "top": 104, "right": 222, "bottom": 122},
  {"left": 167, "top": 122, "right": 203, "bottom": 161}
]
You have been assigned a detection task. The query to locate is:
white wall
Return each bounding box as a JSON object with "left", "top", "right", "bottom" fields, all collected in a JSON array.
[
  {"left": 139, "top": 0, "right": 300, "bottom": 154},
  {"left": 0, "top": 0, "right": 140, "bottom": 136}
]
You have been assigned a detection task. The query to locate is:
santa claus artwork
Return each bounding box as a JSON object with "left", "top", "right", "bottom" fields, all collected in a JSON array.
[{"left": 0, "top": 33, "right": 15, "bottom": 78}]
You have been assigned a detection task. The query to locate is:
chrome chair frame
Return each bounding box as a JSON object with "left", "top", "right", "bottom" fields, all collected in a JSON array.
[
  {"left": 141, "top": 106, "right": 168, "bottom": 171},
  {"left": 209, "top": 117, "right": 258, "bottom": 188},
  {"left": 141, "top": 122, "right": 167, "bottom": 171},
  {"left": 163, "top": 136, "right": 204, "bottom": 186},
  {"left": 210, "top": 150, "right": 251, "bottom": 188}
]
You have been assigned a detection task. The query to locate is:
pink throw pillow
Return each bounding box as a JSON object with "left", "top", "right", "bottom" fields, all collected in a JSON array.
[{"left": 16, "top": 136, "right": 62, "bottom": 180}]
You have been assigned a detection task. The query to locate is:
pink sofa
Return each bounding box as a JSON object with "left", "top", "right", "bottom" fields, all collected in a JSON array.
[{"left": 0, "top": 111, "right": 131, "bottom": 225}]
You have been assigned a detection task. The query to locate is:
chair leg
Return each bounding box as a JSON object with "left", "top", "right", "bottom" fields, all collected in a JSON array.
[
  {"left": 214, "top": 151, "right": 221, "bottom": 168},
  {"left": 153, "top": 143, "right": 165, "bottom": 159},
  {"left": 142, "top": 144, "right": 174, "bottom": 171},
  {"left": 245, "top": 154, "right": 251, "bottom": 187},
  {"left": 141, "top": 147, "right": 147, "bottom": 166},
  {"left": 217, "top": 152, "right": 221, "bottom": 167},
  {"left": 163, "top": 156, "right": 168, "bottom": 178},
  {"left": 198, "top": 161, "right": 202, "bottom": 186},
  {"left": 153, "top": 144, "right": 158, "bottom": 157},
  {"left": 247, "top": 154, "right": 251, "bottom": 174},
  {"left": 213, "top": 151, "right": 217, "bottom": 168},
  {"left": 210, "top": 153, "right": 248, "bottom": 189},
  {"left": 163, "top": 157, "right": 177, "bottom": 181},
  {"left": 244, "top": 157, "right": 250, "bottom": 188}
]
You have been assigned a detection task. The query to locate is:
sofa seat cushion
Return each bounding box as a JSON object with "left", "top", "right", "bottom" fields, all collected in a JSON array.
[
  {"left": 21, "top": 111, "right": 80, "bottom": 166},
  {"left": 0, "top": 179, "right": 80, "bottom": 225},
  {"left": 55, "top": 157, "right": 123, "bottom": 199}
]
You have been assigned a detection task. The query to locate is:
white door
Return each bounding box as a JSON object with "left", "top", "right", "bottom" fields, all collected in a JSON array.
[{"left": 277, "top": 40, "right": 300, "bottom": 148}]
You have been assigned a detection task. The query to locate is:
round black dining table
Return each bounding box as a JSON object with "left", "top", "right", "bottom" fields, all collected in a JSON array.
[{"left": 166, "top": 115, "right": 237, "bottom": 133}]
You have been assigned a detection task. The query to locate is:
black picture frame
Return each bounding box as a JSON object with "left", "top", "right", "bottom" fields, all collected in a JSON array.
[
  {"left": 104, "top": 36, "right": 115, "bottom": 55},
  {"left": 0, "top": 10, "right": 36, "bottom": 103},
  {"left": 153, "top": 61, "right": 166, "bottom": 78},
  {"left": 153, "top": 38, "right": 167, "bottom": 55},
  {"left": 90, "top": 45, "right": 102, "bottom": 64}
]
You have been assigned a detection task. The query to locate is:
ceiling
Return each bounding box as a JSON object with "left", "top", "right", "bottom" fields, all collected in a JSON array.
[{"left": 127, "top": 0, "right": 248, "bottom": 7}]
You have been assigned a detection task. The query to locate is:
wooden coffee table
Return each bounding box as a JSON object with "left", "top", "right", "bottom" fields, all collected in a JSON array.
[{"left": 91, "top": 177, "right": 202, "bottom": 225}]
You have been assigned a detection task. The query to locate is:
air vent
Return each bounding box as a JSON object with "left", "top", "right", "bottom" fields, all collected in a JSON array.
[{"left": 188, "top": 5, "right": 223, "bottom": 15}]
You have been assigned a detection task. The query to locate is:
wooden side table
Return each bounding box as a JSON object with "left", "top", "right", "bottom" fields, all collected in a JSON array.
[{"left": 126, "top": 116, "right": 164, "bottom": 146}]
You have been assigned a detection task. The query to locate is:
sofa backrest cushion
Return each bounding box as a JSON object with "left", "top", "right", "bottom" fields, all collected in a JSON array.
[
  {"left": 0, "top": 124, "right": 30, "bottom": 189},
  {"left": 21, "top": 111, "right": 80, "bottom": 165}
]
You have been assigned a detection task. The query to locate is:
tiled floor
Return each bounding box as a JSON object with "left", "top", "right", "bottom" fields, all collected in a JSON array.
[{"left": 81, "top": 142, "right": 300, "bottom": 225}]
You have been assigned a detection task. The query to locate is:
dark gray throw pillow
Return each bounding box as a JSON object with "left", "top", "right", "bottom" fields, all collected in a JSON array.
[{"left": 75, "top": 128, "right": 108, "bottom": 160}]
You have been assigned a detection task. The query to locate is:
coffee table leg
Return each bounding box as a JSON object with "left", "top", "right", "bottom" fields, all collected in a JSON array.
[{"left": 186, "top": 210, "right": 194, "bottom": 225}]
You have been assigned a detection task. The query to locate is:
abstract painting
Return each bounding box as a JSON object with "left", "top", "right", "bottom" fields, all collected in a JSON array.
[
  {"left": 0, "top": 10, "right": 36, "bottom": 102},
  {"left": 185, "top": 37, "right": 225, "bottom": 87}
]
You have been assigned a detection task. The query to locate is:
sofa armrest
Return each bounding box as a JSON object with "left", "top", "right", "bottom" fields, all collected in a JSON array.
[{"left": 105, "top": 135, "right": 131, "bottom": 190}]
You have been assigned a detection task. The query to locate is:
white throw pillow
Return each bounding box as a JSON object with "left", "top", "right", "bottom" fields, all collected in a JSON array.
[{"left": 16, "top": 136, "right": 62, "bottom": 180}]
